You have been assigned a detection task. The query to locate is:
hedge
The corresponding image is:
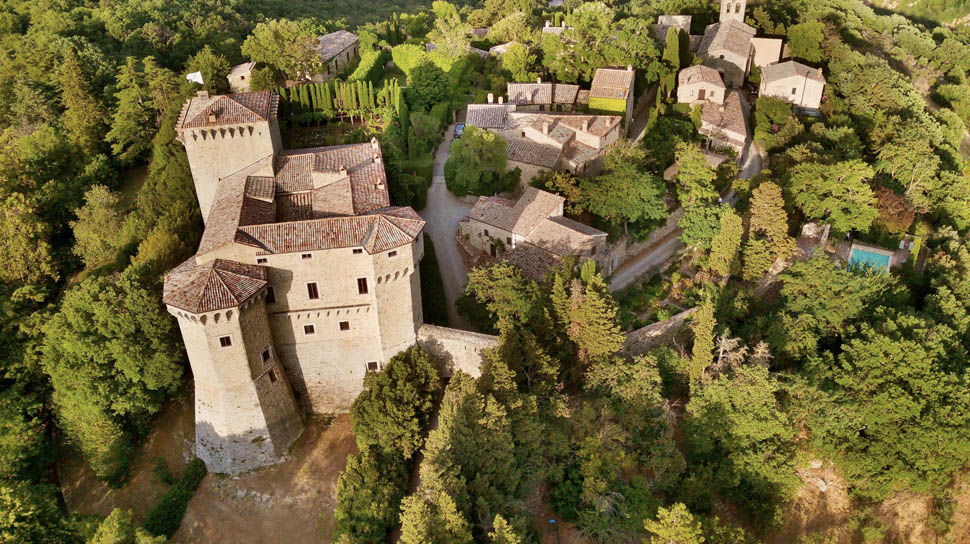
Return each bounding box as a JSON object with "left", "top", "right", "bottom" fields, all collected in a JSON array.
[
  {"left": 349, "top": 50, "right": 390, "bottom": 84},
  {"left": 142, "top": 458, "right": 207, "bottom": 538}
]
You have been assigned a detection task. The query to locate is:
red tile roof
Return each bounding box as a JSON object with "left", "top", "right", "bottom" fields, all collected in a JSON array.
[
  {"left": 178, "top": 91, "right": 278, "bottom": 129},
  {"left": 163, "top": 258, "right": 267, "bottom": 314}
]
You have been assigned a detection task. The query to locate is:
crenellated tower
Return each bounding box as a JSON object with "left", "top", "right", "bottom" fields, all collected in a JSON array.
[
  {"left": 175, "top": 90, "right": 282, "bottom": 223},
  {"left": 164, "top": 258, "right": 304, "bottom": 474}
]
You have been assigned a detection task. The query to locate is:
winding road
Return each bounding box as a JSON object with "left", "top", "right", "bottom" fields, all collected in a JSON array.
[{"left": 418, "top": 124, "right": 474, "bottom": 330}]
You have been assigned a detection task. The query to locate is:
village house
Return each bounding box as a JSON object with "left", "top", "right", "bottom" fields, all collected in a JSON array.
[
  {"left": 227, "top": 62, "right": 256, "bottom": 93},
  {"left": 677, "top": 65, "right": 727, "bottom": 105},
  {"left": 507, "top": 80, "right": 583, "bottom": 112},
  {"left": 697, "top": 19, "right": 757, "bottom": 87},
  {"left": 312, "top": 30, "right": 359, "bottom": 81},
  {"left": 458, "top": 187, "right": 608, "bottom": 279},
  {"left": 589, "top": 67, "right": 636, "bottom": 133},
  {"left": 699, "top": 90, "right": 748, "bottom": 153},
  {"left": 760, "top": 60, "right": 827, "bottom": 113},
  {"left": 466, "top": 102, "right": 622, "bottom": 181}
]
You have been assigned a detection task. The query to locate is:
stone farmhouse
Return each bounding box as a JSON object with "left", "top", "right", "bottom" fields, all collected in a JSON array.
[
  {"left": 507, "top": 80, "right": 585, "bottom": 112},
  {"left": 227, "top": 62, "right": 256, "bottom": 93},
  {"left": 312, "top": 30, "right": 359, "bottom": 81},
  {"left": 589, "top": 67, "right": 636, "bottom": 134},
  {"left": 465, "top": 103, "right": 622, "bottom": 180},
  {"left": 165, "top": 90, "right": 492, "bottom": 474},
  {"left": 459, "top": 187, "right": 609, "bottom": 279},
  {"left": 700, "top": 90, "right": 748, "bottom": 153},
  {"left": 760, "top": 60, "right": 827, "bottom": 113},
  {"left": 677, "top": 65, "right": 727, "bottom": 105}
]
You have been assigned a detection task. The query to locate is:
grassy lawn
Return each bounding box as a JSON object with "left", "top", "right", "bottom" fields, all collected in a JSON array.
[{"left": 284, "top": 120, "right": 384, "bottom": 149}]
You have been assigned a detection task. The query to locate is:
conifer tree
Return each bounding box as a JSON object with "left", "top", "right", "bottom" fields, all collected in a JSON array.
[
  {"left": 709, "top": 208, "right": 743, "bottom": 277},
  {"left": 567, "top": 271, "right": 624, "bottom": 365},
  {"left": 643, "top": 503, "right": 705, "bottom": 544},
  {"left": 748, "top": 182, "right": 794, "bottom": 259},
  {"left": 689, "top": 297, "right": 716, "bottom": 387},
  {"left": 59, "top": 50, "right": 106, "bottom": 155},
  {"left": 106, "top": 57, "right": 154, "bottom": 163}
]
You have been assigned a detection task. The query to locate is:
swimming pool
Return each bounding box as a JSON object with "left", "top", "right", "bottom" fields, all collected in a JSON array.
[{"left": 849, "top": 247, "right": 891, "bottom": 273}]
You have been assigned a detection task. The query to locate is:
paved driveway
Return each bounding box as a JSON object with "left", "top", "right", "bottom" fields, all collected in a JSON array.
[{"left": 419, "top": 125, "right": 474, "bottom": 330}]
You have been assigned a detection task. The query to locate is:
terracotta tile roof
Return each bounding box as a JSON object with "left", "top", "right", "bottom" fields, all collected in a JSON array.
[
  {"left": 561, "top": 139, "right": 600, "bottom": 166},
  {"left": 198, "top": 158, "right": 276, "bottom": 254},
  {"left": 466, "top": 104, "right": 514, "bottom": 128},
  {"left": 276, "top": 192, "right": 314, "bottom": 222},
  {"left": 698, "top": 20, "right": 755, "bottom": 60},
  {"left": 507, "top": 139, "right": 561, "bottom": 168},
  {"left": 762, "top": 60, "right": 826, "bottom": 84},
  {"left": 507, "top": 82, "right": 580, "bottom": 105},
  {"left": 700, "top": 90, "right": 748, "bottom": 147},
  {"left": 178, "top": 91, "right": 278, "bottom": 129},
  {"left": 273, "top": 142, "right": 390, "bottom": 214},
  {"left": 163, "top": 257, "right": 267, "bottom": 314},
  {"left": 679, "top": 65, "right": 725, "bottom": 87},
  {"left": 590, "top": 68, "right": 635, "bottom": 99},
  {"left": 466, "top": 187, "right": 563, "bottom": 237},
  {"left": 553, "top": 114, "right": 621, "bottom": 138},
  {"left": 576, "top": 90, "right": 590, "bottom": 105},
  {"left": 314, "top": 30, "right": 359, "bottom": 63},
  {"left": 245, "top": 176, "right": 275, "bottom": 201},
  {"left": 236, "top": 207, "right": 423, "bottom": 255},
  {"left": 228, "top": 62, "right": 257, "bottom": 76},
  {"left": 529, "top": 215, "right": 605, "bottom": 256},
  {"left": 506, "top": 245, "right": 562, "bottom": 282}
]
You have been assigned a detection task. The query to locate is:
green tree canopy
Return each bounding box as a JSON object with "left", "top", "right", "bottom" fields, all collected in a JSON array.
[
  {"left": 643, "top": 503, "right": 705, "bottom": 544},
  {"left": 787, "top": 160, "right": 877, "bottom": 234},
  {"left": 443, "top": 126, "right": 509, "bottom": 196},
  {"left": 241, "top": 19, "right": 321, "bottom": 80}
]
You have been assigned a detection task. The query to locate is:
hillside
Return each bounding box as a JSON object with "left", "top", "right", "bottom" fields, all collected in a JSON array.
[{"left": 870, "top": 0, "right": 970, "bottom": 24}]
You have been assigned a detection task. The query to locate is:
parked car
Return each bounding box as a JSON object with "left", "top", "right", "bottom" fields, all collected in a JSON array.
[{"left": 453, "top": 123, "right": 465, "bottom": 139}]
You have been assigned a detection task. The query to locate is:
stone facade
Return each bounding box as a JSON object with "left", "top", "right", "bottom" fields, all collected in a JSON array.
[
  {"left": 720, "top": 0, "right": 747, "bottom": 23},
  {"left": 416, "top": 324, "right": 499, "bottom": 377},
  {"left": 760, "top": 61, "right": 826, "bottom": 112},
  {"left": 312, "top": 30, "right": 359, "bottom": 81},
  {"left": 166, "top": 90, "right": 429, "bottom": 473}
]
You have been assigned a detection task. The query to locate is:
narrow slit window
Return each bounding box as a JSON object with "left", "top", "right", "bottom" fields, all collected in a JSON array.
[
  {"left": 261, "top": 347, "right": 271, "bottom": 364},
  {"left": 306, "top": 282, "right": 319, "bottom": 300},
  {"left": 265, "top": 285, "right": 276, "bottom": 304},
  {"left": 268, "top": 369, "right": 277, "bottom": 383}
]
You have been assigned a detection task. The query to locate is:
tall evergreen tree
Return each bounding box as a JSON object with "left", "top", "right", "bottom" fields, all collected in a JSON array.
[
  {"left": 59, "top": 50, "right": 106, "bottom": 155},
  {"left": 709, "top": 208, "right": 743, "bottom": 277}
]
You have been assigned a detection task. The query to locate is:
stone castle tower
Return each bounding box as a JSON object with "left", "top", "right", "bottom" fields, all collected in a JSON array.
[
  {"left": 165, "top": 90, "right": 427, "bottom": 473},
  {"left": 720, "top": 0, "right": 747, "bottom": 23},
  {"left": 175, "top": 91, "right": 283, "bottom": 223}
]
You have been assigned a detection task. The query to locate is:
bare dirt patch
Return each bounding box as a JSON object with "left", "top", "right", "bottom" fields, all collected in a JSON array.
[
  {"left": 60, "top": 392, "right": 196, "bottom": 519},
  {"left": 172, "top": 414, "right": 356, "bottom": 543},
  {"left": 523, "top": 486, "right": 593, "bottom": 544},
  {"left": 768, "top": 462, "right": 853, "bottom": 544}
]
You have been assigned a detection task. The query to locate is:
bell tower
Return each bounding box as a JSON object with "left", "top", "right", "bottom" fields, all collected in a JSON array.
[{"left": 720, "top": 0, "right": 747, "bottom": 23}]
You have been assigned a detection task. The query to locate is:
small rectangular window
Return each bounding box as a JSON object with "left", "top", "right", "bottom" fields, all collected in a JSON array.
[
  {"left": 484, "top": 229, "right": 490, "bottom": 237},
  {"left": 339, "top": 321, "right": 350, "bottom": 331},
  {"left": 265, "top": 285, "right": 276, "bottom": 304},
  {"left": 306, "top": 282, "right": 319, "bottom": 300},
  {"left": 257, "top": 257, "right": 268, "bottom": 264},
  {"left": 506, "top": 237, "right": 512, "bottom": 245},
  {"left": 268, "top": 369, "right": 277, "bottom": 383},
  {"left": 387, "top": 250, "right": 398, "bottom": 258},
  {"left": 219, "top": 335, "right": 232, "bottom": 348},
  {"left": 366, "top": 361, "right": 379, "bottom": 372},
  {"left": 301, "top": 253, "right": 313, "bottom": 260},
  {"left": 303, "top": 324, "right": 316, "bottom": 336},
  {"left": 353, "top": 248, "right": 363, "bottom": 255},
  {"left": 261, "top": 347, "right": 271, "bottom": 363},
  {"left": 357, "top": 278, "right": 368, "bottom": 294},
  {"left": 791, "top": 87, "right": 797, "bottom": 95}
]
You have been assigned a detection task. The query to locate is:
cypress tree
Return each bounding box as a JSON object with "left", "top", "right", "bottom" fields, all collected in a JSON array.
[
  {"left": 689, "top": 296, "right": 716, "bottom": 389},
  {"left": 709, "top": 208, "right": 743, "bottom": 277},
  {"left": 323, "top": 82, "right": 333, "bottom": 112}
]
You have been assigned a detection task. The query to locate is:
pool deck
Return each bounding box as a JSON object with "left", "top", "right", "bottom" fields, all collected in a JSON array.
[{"left": 835, "top": 239, "right": 916, "bottom": 271}]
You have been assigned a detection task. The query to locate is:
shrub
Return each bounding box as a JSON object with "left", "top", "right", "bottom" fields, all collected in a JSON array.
[
  {"left": 349, "top": 50, "right": 389, "bottom": 84},
  {"left": 142, "top": 458, "right": 207, "bottom": 538}
]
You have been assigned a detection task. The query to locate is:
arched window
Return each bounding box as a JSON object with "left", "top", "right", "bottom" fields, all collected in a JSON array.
[{"left": 735, "top": 3, "right": 741, "bottom": 13}]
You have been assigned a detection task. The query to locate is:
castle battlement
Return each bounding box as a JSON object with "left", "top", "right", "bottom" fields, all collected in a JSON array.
[{"left": 164, "top": 91, "right": 426, "bottom": 473}]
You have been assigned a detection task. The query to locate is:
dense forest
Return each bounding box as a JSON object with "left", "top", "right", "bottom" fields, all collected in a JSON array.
[{"left": 2, "top": 0, "right": 970, "bottom": 541}]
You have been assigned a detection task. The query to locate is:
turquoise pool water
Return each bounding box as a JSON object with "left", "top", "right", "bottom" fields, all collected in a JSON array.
[{"left": 849, "top": 247, "right": 891, "bottom": 272}]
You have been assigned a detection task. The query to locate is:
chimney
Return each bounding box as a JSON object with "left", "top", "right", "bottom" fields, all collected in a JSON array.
[
  {"left": 373, "top": 153, "right": 381, "bottom": 164},
  {"left": 627, "top": 65, "right": 633, "bottom": 71},
  {"left": 543, "top": 121, "right": 550, "bottom": 135},
  {"left": 498, "top": 96, "right": 504, "bottom": 104},
  {"left": 545, "top": 20, "right": 551, "bottom": 27},
  {"left": 370, "top": 136, "right": 380, "bottom": 151},
  {"left": 197, "top": 90, "right": 209, "bottom": 99},
  {"left": 487, "top": 93, "right": 494, "bottom": 104},
  {"left": 582, "top": 119, "right": 589, "bottom": 131},
  {"left": 339, "top": 165, "right": 348, "bottom": 177},
  {"left": 537, "top": 77, "right": 542, "bottom": 84}
]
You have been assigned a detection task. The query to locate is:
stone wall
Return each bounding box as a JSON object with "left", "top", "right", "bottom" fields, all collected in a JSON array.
[
  {"left": 416, "top": 324, "right": 499, "bottom": 378},
  {"left": 623, "top": 307, "right": 696, "bottom": 355},
  {"left": 603, "top": 207, "right": 685, "bottom": 275}
]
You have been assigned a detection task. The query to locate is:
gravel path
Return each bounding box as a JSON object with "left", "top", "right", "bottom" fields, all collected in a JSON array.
[{"left": 418, "top": 125, "right": 474, "bottom": 330}]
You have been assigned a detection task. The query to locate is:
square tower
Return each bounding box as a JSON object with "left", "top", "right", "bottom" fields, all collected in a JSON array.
[{"left": 721, "top": 0, "right": 747, "bottom": 23}]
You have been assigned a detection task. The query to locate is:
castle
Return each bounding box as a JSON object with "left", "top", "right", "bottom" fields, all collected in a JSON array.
[{"left": 162, "top": 90, "right": 428, "bottom": 473}]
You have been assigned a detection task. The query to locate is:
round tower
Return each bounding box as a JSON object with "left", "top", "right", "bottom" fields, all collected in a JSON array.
[{"left": 163, "top": 258, "right": 304, "bottom": 474}]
